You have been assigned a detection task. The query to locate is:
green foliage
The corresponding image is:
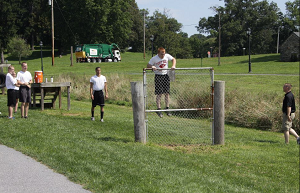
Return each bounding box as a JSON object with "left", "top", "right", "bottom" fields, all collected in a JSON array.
[
  {"left": 7, "top": 37, "right": 32, "bottom": 64},
  {"left": 197, "top": 0, "right": 299, "bottom": 56}
]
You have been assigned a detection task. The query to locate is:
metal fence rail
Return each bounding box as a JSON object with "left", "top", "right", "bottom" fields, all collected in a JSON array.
[{"left": 143, "top": 67, "right": 214, "bottom": 145}]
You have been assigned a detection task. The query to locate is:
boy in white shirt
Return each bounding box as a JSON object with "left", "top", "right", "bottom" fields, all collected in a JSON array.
[
  {"left": 147, "top": 47, "right": 176, "bottom": 117},
  {"left": 17, "top": 62, "right": 32, "bottom": 118},
  {"left": 6, "top": 65, "right": 18, "bottom": 119},
  {"left": 90, "top": 67, "right": 108, "bottom": 122},
  {"left": 12, "top": 72, "right": 20, "bottom": 113}
]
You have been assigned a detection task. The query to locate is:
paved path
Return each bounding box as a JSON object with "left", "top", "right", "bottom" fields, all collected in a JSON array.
[{"left": 0, "top": 145, "right": 91, "bottom": 193}]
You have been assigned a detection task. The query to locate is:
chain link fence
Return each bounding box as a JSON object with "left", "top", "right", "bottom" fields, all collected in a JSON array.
[{"left": 143, "top": 68, "right": 214, "bottom": 145}]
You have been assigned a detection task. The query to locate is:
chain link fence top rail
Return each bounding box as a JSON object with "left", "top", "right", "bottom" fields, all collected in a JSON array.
[{"left": 143, "top": 68, "right": 214, "bottom": 145}]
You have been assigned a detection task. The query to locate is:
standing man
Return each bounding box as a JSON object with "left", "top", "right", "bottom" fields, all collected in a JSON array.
[
  {"left": 90, "top": 67, "right": 108, "bottom": 122},
  {"left": 147, "top": 47, "right": 176, "bottom": 118},
  {"left": 17, "top": 62, "right": 32, "bottom": 118},
  {"left": 282, "top": 83, "right": 300, "bottom": 144},
  {"left": 6, "top": 65, "right": 17, "bottom": 119}
]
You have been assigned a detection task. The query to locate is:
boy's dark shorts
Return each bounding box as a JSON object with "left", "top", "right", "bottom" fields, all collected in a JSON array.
[
  {"left": 19, "top": 86, "right": 31, "bottom": 103},
  {"left": 15, "top": 89, "right": 20, "bottom": 99},
  {"left": 92, "top": 90, "right": 105, "bottom": 107},
  {"left": 7, "top": 89, "right": 16, "bottom": 107},
  {"left": 155, "top": 74, "right": 170, "bottom": 95}
]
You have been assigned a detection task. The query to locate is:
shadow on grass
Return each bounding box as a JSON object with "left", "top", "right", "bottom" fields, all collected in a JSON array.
[
  {"left": 97, "top": 136, "right": 131, "bottom": 143},
  {"left": 5, "top": 48, "right": 71, "bottom": 62},
  {"left": 254, "top": 139, "right": 279, "bottom": 144},
  {"left": 239, "top": 54, "right": 281, "bottom": 63}
]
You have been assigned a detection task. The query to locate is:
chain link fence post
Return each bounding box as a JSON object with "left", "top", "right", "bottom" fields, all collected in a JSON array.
[
  {"left": 131, "top": 82, "right": 146, "bottom": 144},
  {"left": 213, "top": 81, "right": 225, "bottom": 145}
]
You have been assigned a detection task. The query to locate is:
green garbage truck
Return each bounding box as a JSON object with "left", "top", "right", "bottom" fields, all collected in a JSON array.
[{"left": 75, "top": 43, "right": 121, "bottom": 63}]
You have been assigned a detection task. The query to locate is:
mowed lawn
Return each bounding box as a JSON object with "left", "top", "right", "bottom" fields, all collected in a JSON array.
[{"left": 0, "top": 51, "right": 299, "bottom": 192}]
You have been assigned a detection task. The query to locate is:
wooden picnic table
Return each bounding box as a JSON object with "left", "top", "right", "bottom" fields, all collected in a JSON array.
[{"left": 31, "top": 82, "right": 71, "bottom": 111}]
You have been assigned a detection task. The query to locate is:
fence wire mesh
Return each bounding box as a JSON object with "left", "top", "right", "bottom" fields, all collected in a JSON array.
[{"left": 144, "top": 68, "right": 214, "bottom": 145}]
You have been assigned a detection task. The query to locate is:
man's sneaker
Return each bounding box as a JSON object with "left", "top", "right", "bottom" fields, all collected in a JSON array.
[
  {"left": 91, "top": 117, "right": 95, "bottom": 121},
  {"left": 156, "top": 111, "right": 163, "bottom": 118},
  {"left": 8, "top": 117, "right": 15, "bottom": 120},
  {"left": 297, "top": 137, "right": 300, "bottom": 145},
  {"left": 100, "top": 119, "right": 104, "bottom": 122},
  {"left": 165, "top": 109, "right": 172, "bottom": 116}
]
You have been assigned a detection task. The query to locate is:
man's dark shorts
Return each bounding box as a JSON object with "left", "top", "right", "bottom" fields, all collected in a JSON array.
[
  {"left": 92, "top": 90, "right": 105, "bottom": 107},
  {"left": 7, "top": 89, "right": 16, "bottom": 107},
  {"left": 19, "top": 86, "right": 31, "bottom": 103},
  {"left": 155, "top": 74, "right": 170, "bottom": 95}
]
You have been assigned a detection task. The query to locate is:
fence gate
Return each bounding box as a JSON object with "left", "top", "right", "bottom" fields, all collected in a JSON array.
[{"left": 143, "top": 67, "right": 214, "bottom": 145}]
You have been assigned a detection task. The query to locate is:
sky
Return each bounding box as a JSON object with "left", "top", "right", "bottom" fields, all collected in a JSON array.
[{"left": 135, "top": 0, "right": 289, "bottom": 37}]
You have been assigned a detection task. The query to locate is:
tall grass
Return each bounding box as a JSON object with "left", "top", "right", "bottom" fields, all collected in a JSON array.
[
  {"left": 56, "top": 72, "right": 132, "bottom": 104},
  {"left": 55, "top": 72, "right": 299, "bottom": 132}
]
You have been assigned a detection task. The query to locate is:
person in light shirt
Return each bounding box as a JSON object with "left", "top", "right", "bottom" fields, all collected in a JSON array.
[
  {"left": 11, "top": 72, "right": 20, "bottom": 113},
  {"left": 90, "top": 67, "right": 108, "bottom": 122},
  {"left": 147, "top": 47, "right": 176, "bottom": 118},
  {"left": 5, "top": 65, "right": 18, "bottom": 119},
  {"left": 17, "top": 62, "right": 32, "bottom": 118}
]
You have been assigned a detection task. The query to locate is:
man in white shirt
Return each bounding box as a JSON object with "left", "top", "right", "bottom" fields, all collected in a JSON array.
[
  {"left": 147, "top": 47, "right": 176, "bottom": 118},
  {"left": 17, "top": 62, "right": 32, "bottom": 118},
  {"left": 6, "top": 65, "right": 17, "bottom": 119},
  {"left": 90, "top": 67, "right": 108, "bottom": 122}
]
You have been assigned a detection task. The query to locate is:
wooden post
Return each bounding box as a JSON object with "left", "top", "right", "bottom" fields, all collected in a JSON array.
[
  {"left": 131, "top": 82, "right": 146, "bottom": 143},
  {"left": 67, "top": 85, "right": 70, "bottom": 110},
  {"left": 41, "top": 88, "right": 44, "bottom": 111},
  {"left": 59, "top": 87, "right": 62, "bottom": 109},
  {"left": 213, "top": 81, "right": 225, "bottom": 145}
]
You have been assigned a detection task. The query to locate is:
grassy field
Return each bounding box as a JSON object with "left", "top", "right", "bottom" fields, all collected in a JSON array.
[{"left": 0, "top": 50, "right": 299, "bottom": 192}]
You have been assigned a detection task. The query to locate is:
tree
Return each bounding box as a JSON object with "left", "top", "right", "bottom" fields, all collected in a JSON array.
[
  {"left": 7, "top": 37, "right": 32, "bottom": 64},
  {"left": 196, "top": 0, "right": 280, "bottom": 56}
]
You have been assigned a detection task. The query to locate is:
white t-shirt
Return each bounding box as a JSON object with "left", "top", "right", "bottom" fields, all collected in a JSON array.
[
  {"left": 90, "top": 75, "right": 107, "bottom": 91},
  {"left": 148, "top": 54, "right": 174, "bottom": 75},
  {"left": 6, "top": 73, "right": 17, "bottom": 89},
  {"left": 17, "top": 71, "right": 32, "bottom": 84}
]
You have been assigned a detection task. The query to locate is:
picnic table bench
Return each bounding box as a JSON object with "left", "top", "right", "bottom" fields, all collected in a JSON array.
[{"left": 31, "top": 82, "right": 71, "bottom": 111}]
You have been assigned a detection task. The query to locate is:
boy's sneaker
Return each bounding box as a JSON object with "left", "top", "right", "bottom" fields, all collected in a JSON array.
[
  {"left": 297, "top": 137, "right": 300, "bottom": 145},
  {"left": 100, "top": 119, "right": 104, "bottom": 122},
  {"left": 8, "top": 117, "right": 15, "bottom": 120},
  {"left": 156, "top": 111, "right": 163, "bottom": 118},
  {"left": 91, "top": 117, "right": 95, "bottom": 121},
  {"left": 165, "top": 109, "right": 172, "bottom": 116}
]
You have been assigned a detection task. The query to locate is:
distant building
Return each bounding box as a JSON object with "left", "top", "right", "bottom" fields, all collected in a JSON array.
[{"left": 280, "top": 32, "right": 300, "bottom": 62}]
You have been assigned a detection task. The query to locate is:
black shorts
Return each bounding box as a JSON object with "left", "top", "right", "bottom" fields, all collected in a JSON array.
[
  {"left": 92, "top": 90, "right": 105, "bottom": 107},
  {"left": 155, "top": 74, "right": 170, "bottom": 95},
  {"left": 7, "top": 89, "right": 16, "bottom": 107},
  {"left": 19, "top": 86, "right": 31, "bottom": 103},
  {"left": 15, "top": 89, "right": 20, "bottom": 99}
]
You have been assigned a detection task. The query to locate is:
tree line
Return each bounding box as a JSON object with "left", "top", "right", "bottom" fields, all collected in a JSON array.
[{"left": 0, "top": 0, "right": 299, "bottom": 60}]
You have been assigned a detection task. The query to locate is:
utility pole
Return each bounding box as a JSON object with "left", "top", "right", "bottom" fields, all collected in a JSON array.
[
  {"left": 277, "top": 26, "right": 280, "bottom": 54},
  {"left": 51, "top": 0, "right": 54, "bottom": 66},
  {"left": 143, "top": 11, "right": 145, "bottom": 60},
  {"left": 218, "top": 11, "right": 221, "bottom": 66}
]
